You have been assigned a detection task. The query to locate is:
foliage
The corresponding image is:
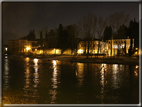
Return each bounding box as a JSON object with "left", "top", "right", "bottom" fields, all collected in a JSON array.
[
  {"left": 103, "top": 26, "right": 112, "bottom": 41},
  {"left": 22, "top": 29, "right": 36, "bottom": 41}
]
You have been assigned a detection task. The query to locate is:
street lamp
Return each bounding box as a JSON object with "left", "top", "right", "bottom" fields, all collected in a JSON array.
[
  {"left": 5, "top": 47, "right": 8, "bottom": 51},
  {"left": 26, "top": 47, "right": 31, "bottom": 56},
  {"left": 26, "top": 47, "right": 30, "bottom": 51}
]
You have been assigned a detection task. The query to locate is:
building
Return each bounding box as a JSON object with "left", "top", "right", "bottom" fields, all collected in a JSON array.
[
  {"left": 8, "top": 36, "right": 135, "bottom": 56},
  {"left": 77, "top": 37, "right": 134, "bottom": 56},
  {"left": 77, "top": 38, "right": 107, "bottom": 54},
  {"left": 106, "top": 37, "right": 134, "bottom": 56},
  {"left": 8, "top": 39, "right": 38, "bottom": 55}
]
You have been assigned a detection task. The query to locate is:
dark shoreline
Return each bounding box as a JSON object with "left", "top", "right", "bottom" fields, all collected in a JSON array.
[{"left": 6, "top": 54, "right": 139, "bottom": 65}]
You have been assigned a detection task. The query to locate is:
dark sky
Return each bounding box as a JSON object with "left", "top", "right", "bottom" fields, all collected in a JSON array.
[{"left": 2, "top": 2, "right": 139, "bottom": 44}]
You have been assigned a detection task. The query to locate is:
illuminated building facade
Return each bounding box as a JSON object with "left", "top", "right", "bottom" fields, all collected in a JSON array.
[
  {"left": 8, "top": 39, "right": 38, "bottom": 54},
  {"left": 8, "top": 37, "right": 135, "bottom": 56},
  {"left": 77, "top": 37, "right": 135, "bottom": 56},
  {"left": 77, "top": 39, "right": 107, "bottom": 54},
  {"left": 106, "top": 37, "right": 134, "bottom": 56}
]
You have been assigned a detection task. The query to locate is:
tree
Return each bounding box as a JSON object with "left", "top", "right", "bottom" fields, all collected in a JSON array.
[
  {"left": 78, "top": 13, "right": 98, "bottom": 58},
  {"left": 128, "top": 19, "right": 139, "bottom": 56},
  {"left": 66, "top": 24, "right": 79, "bottom": 54},
  {"left": 57, "top": 24, "right": 64, "bottom": 50},
  {"left": 128, "top": 19, "right": 139, "bottom": 48},
  {"left": 103, "top": 26, "right": 112, "bottom": 41},
  {"left": 108, "top": 11, "right": 130, "bottom": 36},
  {"left": 96, "top": 16, "right": 107, "bottom": 55},
  {"left": 23, "top": 29, "right": 36, "bottom": 41},
  {"left": 48, "top": 29, "right": 57, "bottom": 49},
  {"left": 115, "top": 24, "right": 128, "bottom": 39}
]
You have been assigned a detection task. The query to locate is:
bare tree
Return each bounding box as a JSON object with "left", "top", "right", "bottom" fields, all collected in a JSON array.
[
  {"left": 78, "top": 13, "right": 98, "bottom": 58},
  {"left": 108, "top": 11, "right": 130, "bottom": 35},
  {"left": 96, "top": 16, "right": 107, "bottom": 55}
]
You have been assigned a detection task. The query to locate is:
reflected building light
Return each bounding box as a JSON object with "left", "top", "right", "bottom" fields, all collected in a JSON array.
[
  {"left": 24, "top": 67, "right": 30, "bottom": 89},
  {"left": 112, "top": 64, "right": 120, "bottom": 89},
  {"left": 25, "top": 57, "right": 30, "bottom": 65},
  {"left": 52, "top": 60, "right": 57, "bottom": 66},
  {"left": 134, "top": 65, "right": 139, "bottom": 77},
  {"left": 119, "top": 64, "right": 124, "bottom": 71},
  {"left": 33, "top": 72, "right": 39, "bottom": 88},
  {"left": 34, "top": 58, "right": 38, "bottom": 66},
  {"left": 113, "top": 64, "right": 118, "bottom": 73},
  {"left": 5, "top": 47, "right": 8, "bottom": 51},
  {"left": 4, "top": 58, "right": 9, "bottom": 90},
  {"left": 76, "top": 71, "right": 78, "bottom": 76},
  {"left": 135, "top": 65, "right": 139, "bottom": 69},
  {"left": 102, "top": 63, "right": 106, "bottom": 69},
  {"left": 50, "top": 60, "right": 58, "bottom": 103},
  {"left": 134, "top": 71, "right": 138, "bottom": 76},
  {"left": 77, "top": 63, "right": 84, "bottom": 87},
  {"left": 100, "top": 64, "right": 105, "bottom": 103}
]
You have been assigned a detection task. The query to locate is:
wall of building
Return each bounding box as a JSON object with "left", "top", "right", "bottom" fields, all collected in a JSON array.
[{"left": 77, "top": 40, "right": 107, "bottom": 54}]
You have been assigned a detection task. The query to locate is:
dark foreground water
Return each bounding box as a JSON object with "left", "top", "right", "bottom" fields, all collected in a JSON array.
[{"left": 2, "top": 55, "right": 139, "bottom": 104}]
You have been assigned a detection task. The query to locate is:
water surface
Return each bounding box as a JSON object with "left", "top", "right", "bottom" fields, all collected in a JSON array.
[{"left": 2, "top": 56, "right": 139, "bottom": 104}]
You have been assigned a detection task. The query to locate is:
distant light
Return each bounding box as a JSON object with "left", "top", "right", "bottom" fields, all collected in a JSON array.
[
  {"left": 34, "top": 58, "right": 38, "bottom": 66},
  {"left": 135, "top": 48, "right": 138, "bottom": 50},
  {"left": 78, "top": 49, "right": 83, "bottom": 54},
  {"left": 135, "top": 65, "right": 139, "bottom": 69},
  {"left": 26, "top": 57, "right": 29, "bottom": 62},
  {"left": 120, "top": 45, "right": 125, "bottom": 48},
  {"left": 26, "top": 47, "right": 30, "bottom": 51},
  {"left": 113, "top": 45, "right": 118, "bottom": 49},
  {"left": 5, "top": 47, "right": 8, "bottom": 51},
  {"left": 52, "top": 60, "right": 57, "bottom": 66}
]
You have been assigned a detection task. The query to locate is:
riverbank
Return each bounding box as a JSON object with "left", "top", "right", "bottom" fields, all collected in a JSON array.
[
  {"left": 41, "top": 55, "right": 139, "bottom": 65},
  {"left": 6, "top": 54, "right": 139, "bottom": 65}
]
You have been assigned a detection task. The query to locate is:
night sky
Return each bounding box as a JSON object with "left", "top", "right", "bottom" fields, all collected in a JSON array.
[{"left": 2, "top": 2, "right": 139, "bottom": 45}]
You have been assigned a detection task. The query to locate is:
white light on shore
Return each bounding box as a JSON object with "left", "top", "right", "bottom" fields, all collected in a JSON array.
[
  {"left": 34, "top": 58, "right": 38, "bottom": 66},
  {"left": 78, "top": 49, "right": 83, "bottom": 54},
  {"left": 5, "top": 47, "right": 8, "bottom": 51},
  {"left": 26, "top": 47, "right": 30, "bottom": 51}
]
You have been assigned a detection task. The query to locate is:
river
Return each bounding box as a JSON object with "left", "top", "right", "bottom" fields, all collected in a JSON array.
[{"left": 2, "top": 55, "right": 139, "bottom": 104}]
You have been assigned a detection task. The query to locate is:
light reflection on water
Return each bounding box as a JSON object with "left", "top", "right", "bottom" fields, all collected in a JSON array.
[
  {"left": 112, "top": 64, "right": 120, "bottom": 89},
  {"left": 134, "top": 65, "right": 139, "bottom": 77},
  {"left": 23, "top": 58, "right": 39, "bottom": 100},
  {"left": 76, "top": 63, "right": 84, "bottom": 87},
  {"left": 100, "top": 63, "right": 106, "bottom": 103},
  {"left": 49, "top": 60, "right": 58, "bottom": 104},
  {"left": 3, "top": 58, "right": 9, "bottom": 90},
  {"left": 2, "top": 57, "right": 139, "bottom": 104}
]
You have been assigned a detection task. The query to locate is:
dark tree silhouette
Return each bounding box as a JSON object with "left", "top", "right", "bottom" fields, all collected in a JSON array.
[
  {"left": 103, "top": 26, "right": 112, "bottom": 41},
  {"left": 22, "top": 29, "right": 36, "bottom": 41}
]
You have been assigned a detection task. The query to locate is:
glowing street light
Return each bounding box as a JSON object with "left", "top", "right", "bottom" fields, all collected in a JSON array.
[
  {"left": 5, "top": 47, "right": 8, "bottom": 51},
  {"left": 26, "top": 47, "right": 30, "bottom": 51}
]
